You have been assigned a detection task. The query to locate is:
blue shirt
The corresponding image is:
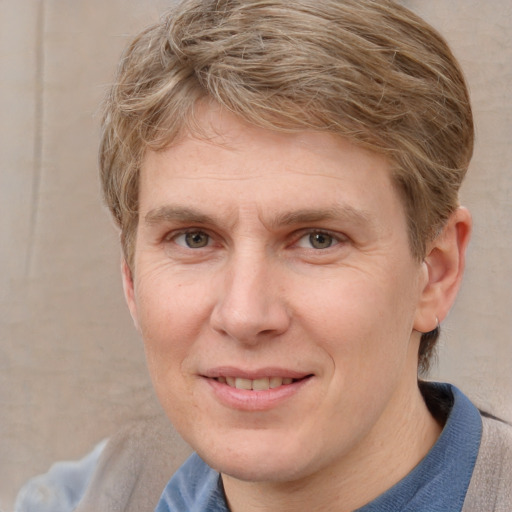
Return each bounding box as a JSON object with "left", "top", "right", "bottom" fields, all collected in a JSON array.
[{"left": 155, "top": 383, "right": 482, "bottom": 512}]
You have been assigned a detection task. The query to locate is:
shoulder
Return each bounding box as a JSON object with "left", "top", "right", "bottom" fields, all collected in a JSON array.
[
  {"left": 463, "top": 414, "right": 512, "bottom": 512},
  {"left": 76, "top": 413, "right": 192, "bottom": 512},
  {"left": 481, "top": 413, "right": 512, "bottom": 460}
]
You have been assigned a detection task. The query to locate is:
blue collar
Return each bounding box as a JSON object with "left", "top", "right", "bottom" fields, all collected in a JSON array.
[
  {"left": 355, "top": 383, "right": 482, "bottom": 511},
  {"left": 155, "top": 383, "right": 482, "bottom": 512}
]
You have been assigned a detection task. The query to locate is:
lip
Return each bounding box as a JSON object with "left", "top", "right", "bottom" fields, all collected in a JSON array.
[
  {"left": 201, "top": 367, "right": 314, "bottom": 412},
  {"left": 202, "top": 366, "right": 311, "bottom": 380}
]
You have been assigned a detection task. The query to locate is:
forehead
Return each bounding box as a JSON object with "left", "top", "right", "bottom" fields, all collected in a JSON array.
[{"left": 138, "top": 105, "right": 405, "bottom": 234}]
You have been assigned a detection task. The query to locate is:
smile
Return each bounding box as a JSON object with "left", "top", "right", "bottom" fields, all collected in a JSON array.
[{"left": 203, "top": 372, "right": 314, "bottom": 411}]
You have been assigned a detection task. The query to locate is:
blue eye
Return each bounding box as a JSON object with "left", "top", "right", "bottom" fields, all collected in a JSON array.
[
  {"left": 297, "top": 232, "right": 335, "bottom": 249},
  {"left": 175, "top": 231, "right": 211, "bottom": 248}
]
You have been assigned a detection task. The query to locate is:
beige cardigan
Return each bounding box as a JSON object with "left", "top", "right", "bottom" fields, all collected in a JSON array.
[{"left": 462, "top": 414, "right": 512, "bottom": 512}]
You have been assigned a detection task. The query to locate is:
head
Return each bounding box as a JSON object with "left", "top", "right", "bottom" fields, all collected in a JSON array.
[
  {"left": 100, "top": 1, "right": 474, "bottom": 491},
  {"left": 100, "top": 0, "right": 473, "bottom": 377}
]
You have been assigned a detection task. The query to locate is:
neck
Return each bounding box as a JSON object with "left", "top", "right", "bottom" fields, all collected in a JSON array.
[{"left": 222, "top": 381, "right": 442, "bottom": 512}]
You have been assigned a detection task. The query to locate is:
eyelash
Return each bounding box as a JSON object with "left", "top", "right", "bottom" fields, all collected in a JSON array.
[
  {"left": 165, "top": 228, "right": 346, "bottom": 252},
  {"left": 168, "top": 230, "right": 215, "bottom": 249},
  {"left": 293, "top": 230, "right": 346, "bottom": 250}
]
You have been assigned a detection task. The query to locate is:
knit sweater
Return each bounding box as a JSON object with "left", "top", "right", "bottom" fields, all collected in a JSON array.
[{"left": 462, "top": 413, "right": 512, "bottom": 511}]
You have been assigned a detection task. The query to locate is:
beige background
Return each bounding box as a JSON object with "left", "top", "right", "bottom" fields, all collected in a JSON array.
[{"left": 1, "top": 1, "right": 511, "bottom": 509}]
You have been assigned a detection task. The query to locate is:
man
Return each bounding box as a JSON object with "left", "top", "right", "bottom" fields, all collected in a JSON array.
[{"left": 84, "top": 0, "right": 511, "bottom": 510}]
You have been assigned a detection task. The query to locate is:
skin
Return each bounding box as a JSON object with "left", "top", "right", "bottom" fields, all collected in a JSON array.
[{"left": 123, "top": 104, "right": 471, "bottom": 511}]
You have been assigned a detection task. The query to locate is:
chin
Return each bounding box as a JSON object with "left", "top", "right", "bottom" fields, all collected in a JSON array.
[
  {"left": 192, "top": 430, "right": 321, "bottom": 484},
  {"left": 208, "top": 454, "right": 307, "bottom": 483}
]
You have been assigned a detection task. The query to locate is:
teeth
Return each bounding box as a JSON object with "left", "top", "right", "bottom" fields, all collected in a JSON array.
[
  {"left": 235, "top": 378, "right": 252, "bottom": 390},
  {"left": 252, "top": 377, "right": 270, "bottom": 390},
  {"left": 218, "top": 376, "right": 297, "bottom": 390},
  {"left": 269, "top": 376, "right": 283, "bottom": 389}
]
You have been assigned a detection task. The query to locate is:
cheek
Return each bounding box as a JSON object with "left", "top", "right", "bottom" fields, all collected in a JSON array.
[
  {"left": 134, "top": 273, "right": 203, "bottom": 364},
  {"left": 134, "top": 277, "right": 205, "bottom": 421},
  {"left": 293, "top": 271, "right": 415, "bottom": 371}
]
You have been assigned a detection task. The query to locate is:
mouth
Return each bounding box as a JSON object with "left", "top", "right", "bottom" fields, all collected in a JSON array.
[{"left": 202, "top": 370, "right": 313, "bottom": 411}]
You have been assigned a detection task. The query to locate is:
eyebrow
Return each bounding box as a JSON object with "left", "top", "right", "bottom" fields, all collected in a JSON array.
[
  {"left": 144, "top": 206, "right": 221, "bottom": 227},
  {"left": 269, "top": 206, "right": 372, "bottom": 229},
  {"left": 144, "top": 204, "right": 373, "bottom": 231}
]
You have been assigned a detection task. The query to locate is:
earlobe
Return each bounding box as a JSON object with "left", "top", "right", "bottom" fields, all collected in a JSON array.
[
  {"left": 121, "top": 258, "right": 140, "bottom": 332},
  {"left": 414, "top": 207, "right": 472, "bottom": 333}
]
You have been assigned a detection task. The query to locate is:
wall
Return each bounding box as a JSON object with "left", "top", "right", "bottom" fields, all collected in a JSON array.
[{"left": 1, "top": 1, "right": 511, "bottom": 509}]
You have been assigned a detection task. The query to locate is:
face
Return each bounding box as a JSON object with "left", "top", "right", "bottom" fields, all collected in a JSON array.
[{"left": 124, "top": 104, "right": 430, "bottom": 484}]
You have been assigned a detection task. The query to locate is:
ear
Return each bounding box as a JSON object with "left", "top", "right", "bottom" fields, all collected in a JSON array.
[
  {"left": 414, "top": 207, "right": 472, "bottom": 333},
  {"left": 121, "top": 258, "right": 141, "bottom": 332}
]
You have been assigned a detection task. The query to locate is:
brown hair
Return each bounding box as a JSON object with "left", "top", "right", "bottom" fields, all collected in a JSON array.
[{"left": 99, "top": 0, "right": 474, "bottom": 373}]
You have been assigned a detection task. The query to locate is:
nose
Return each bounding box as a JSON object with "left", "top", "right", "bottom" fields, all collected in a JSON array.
[{"left": 210, "top": 252, "right": 291, "bottom": 344}]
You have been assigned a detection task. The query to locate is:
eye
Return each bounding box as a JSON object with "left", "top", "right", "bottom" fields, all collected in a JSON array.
[
  {"left": 175, "top": 231, "right": 211, "bottom": 248},
  {"left": 296, "top": 231, "right": 337, "bottom": 250}
]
